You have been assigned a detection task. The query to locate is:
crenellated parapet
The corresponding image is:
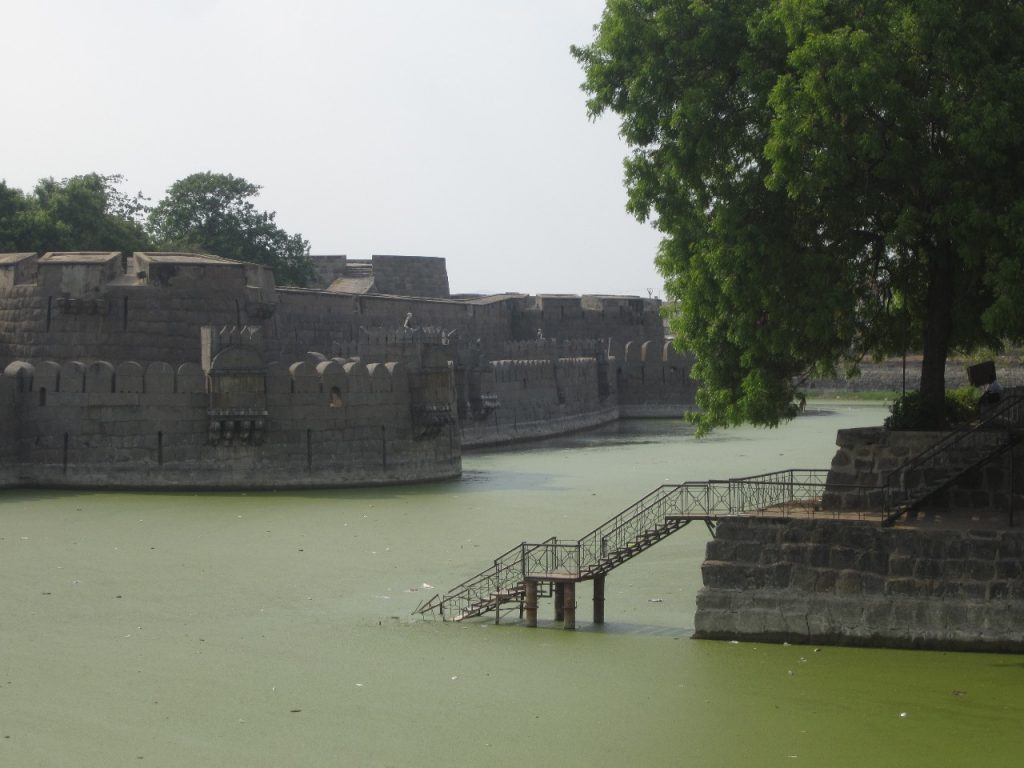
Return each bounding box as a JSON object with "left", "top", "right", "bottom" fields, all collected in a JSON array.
[
  {"left": 611, "top": 338, "right": 697, "bottom": 415},
  {"left": 0, "top": 334, "right": 460, "bottom": 488}
]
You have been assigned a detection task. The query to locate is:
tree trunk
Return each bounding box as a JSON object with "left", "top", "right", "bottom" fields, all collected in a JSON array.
[{"left": 919, "top": 243, "right": 955, "bottom": 426}]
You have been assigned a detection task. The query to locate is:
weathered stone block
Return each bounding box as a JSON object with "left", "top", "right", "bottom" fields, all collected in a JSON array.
[
  {"left": 913, "top": 558, "right": 944, "bottom": 580},
  {"left": 789, "top": 565, "right": 818, "bottom": 592},
  {"left": 964, "top": 559, "right": 996, "bottom": 582},
  {"left": 808, "top": 545, "right": 831, "bottom": 568},
  {"left": 960, "top": 582, "right": 988, "bottom": 600},
  {"left": 779, "top": 542, "right": 809, "bottom": 564},
  {"left": 886, "top": 578, "right": 924, "bottom": 597},
  {"left": 861, "top": 573, "right": 886, "bottom": 595},
  {"left": 814, "top": 569, "right": 837, "bottom": 593},
  {"left": 829, "top": 547, "right": 857, "bottom": 570},
  {"left": 888, "top": 555, "right": 914, "bottom": 578},
  {"left": 835, "top": 570, "right": 862, "bottom": 595},
  {"left": 995, "top": 559, "right": 1022, "bottom": 580},
  {"left": 855, "top": 549, "right": 888, "bottom": 575}
]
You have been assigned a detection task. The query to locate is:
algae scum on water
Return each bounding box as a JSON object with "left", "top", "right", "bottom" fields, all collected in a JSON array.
[{"left": 1, "top": 408, "right": 1021, "bottom": 767}]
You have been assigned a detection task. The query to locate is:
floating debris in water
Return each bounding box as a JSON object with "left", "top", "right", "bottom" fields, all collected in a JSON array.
[{"left": 648, "top": 598, "right": 663, "bottom": 603}]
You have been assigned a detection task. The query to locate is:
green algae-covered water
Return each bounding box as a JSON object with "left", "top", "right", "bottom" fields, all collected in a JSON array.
[{"left": 2, "top": 404, "right": 1022, "bottom": 767}]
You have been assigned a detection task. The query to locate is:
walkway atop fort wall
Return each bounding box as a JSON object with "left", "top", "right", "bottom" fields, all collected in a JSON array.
[{"left": 1, "top": 252, "right": 665, "bottom": 371}]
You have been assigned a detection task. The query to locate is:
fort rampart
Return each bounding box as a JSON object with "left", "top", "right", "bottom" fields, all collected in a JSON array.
[
  {"left": 0, "top": 251, "right": 697, "bottom": 486},
  {"left": 0, "top": 252, "right": 668, "bottom": 366},
  {"left": 0, "top": 337, "right": 460, "bottom": 489}
]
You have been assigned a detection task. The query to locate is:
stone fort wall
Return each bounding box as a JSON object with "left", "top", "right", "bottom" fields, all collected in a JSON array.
[
  {"left": 461, "top": 356, "right": 618, "bottom": 446},
  {"left": 823, "top": 427, "right": 1024, "bottom": 525},
  {"left": 0, "top": 349, "right": 460, "bottom": 489},
  {"left": 0, "top": 251, "right": 697, "bottom": 486},
  {"left": 694, "top": 517, "right": 1024, "bottom": 652},
  {"left": 0, "top": 253, "right": 669, "bottom": 372}
]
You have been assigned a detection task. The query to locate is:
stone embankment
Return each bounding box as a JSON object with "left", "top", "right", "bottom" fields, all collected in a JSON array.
[{"left": 694, "top": 517, "right": 1024, "bottom": 652}]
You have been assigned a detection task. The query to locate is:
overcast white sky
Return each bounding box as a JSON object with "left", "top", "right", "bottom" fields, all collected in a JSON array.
[{"left": 2, "top": 0, "right": 666, "bottom": 297}]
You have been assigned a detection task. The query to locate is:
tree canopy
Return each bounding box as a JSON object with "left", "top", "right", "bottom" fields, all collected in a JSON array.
[
  {"left": 148, "top": 172, "right": 315, "bottom": 287},
  {"left": 0, "top": 172, "right": 316, "bottom": 287},
  {"left": 573, "top": 0, "right": 1024, "bottom": 431},
  {"left": 0, "top": 174, "right": 151, "bottom": 254}
]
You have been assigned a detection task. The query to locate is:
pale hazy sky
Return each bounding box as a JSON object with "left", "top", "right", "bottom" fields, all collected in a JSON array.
[{"left": 3, "top": 0, "right": 666, "bottom": 297}]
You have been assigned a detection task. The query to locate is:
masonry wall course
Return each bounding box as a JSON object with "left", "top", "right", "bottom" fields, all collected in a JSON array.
[{"left": 694, "top": 518, "right": 1024, "bottom": 652}]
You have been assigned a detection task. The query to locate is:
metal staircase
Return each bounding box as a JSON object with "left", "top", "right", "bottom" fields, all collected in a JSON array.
[
  {"left": 416, "top": 397, "right": 1024, "bottom": 622},
  {"left": 881, "top": 393, "right": 1024, "bottom": 526},
  {"left": 414, "top": 470, "right": 837, "bottom": 622}
]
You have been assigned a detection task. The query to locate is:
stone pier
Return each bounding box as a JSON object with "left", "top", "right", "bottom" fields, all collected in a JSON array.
[{"left": 694, "top": 517, "right": 1024, "bottom": 652}]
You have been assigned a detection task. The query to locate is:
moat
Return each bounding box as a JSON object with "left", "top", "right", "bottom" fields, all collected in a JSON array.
[{"left": 1, "top": 405, "right": 1020, "bottom": 766}]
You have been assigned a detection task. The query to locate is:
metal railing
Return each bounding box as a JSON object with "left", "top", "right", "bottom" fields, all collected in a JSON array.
[
  {"left": 416, "top": 469, "right": 883, "bottom": 620},
  {"left": 882, "top": 393, "right": 1024, "bottom": 524},
  {"left": 523, "top": 539, "right": 579, "bottom": 578},
  {"left": 415, "top": 542, "right": 526, "bottom": 621}
]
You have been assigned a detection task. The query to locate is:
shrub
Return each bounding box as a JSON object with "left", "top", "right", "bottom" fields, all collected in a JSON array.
[{"left": 885, "top": 387, "right": 979, "bottom": 430}]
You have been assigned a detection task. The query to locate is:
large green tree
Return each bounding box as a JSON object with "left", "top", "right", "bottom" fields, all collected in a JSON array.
[
  {"left": 147, "top": 172, "right": 316, "bottom": 287},
  {"left": 0, "top": 174, "right": 152, "bottom": 253},
  {"left": 574, "top": 0, "right": 1024, "bottom": 431}
]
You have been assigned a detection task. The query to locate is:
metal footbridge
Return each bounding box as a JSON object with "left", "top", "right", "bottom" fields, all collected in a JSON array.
[
  {"left": 416, "top": 394, "right": 1024, "bottom": 627},
  {"left": 413, "top": 469, "right": 861, "bottom": 626}
]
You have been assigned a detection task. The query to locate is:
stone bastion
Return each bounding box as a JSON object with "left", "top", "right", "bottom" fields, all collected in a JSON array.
[{"left": 0, "top": 251, "right": 698, "bottom": 487}]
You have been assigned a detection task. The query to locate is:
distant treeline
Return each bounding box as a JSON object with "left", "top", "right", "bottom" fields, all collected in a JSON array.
[{"left": 0, "top": 172, "right": 315, "bottom": 287}]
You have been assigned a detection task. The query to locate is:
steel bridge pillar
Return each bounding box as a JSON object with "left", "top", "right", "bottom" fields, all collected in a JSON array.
[
  {"left": 593, "top": 574, "right": 605, "bottom": 625},
  {"left": 554, "top": 583, "right": 565, "bottom": 622},
  {"left": 562, "top": 582, "right": 576, "bottom": 630},
  {"left": 525, "top": 580, "right": 538, "bottom": 628}
]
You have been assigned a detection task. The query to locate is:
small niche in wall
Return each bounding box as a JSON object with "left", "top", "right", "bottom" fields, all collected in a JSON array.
[
  {"left": 38, "top": 387, "right": 46, "bottom": 406},
  {"left": 329, "top": 387, "right": 343, "bottom": 407},
  {"left": 123, "top": 297, "right": 129, "bottom": 331}
]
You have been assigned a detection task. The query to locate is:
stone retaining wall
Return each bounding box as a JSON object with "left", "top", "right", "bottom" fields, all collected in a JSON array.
[
  {"left": 824, "top": 427, "right": 1023, "bottom": 523},
  {"left": 694, "top": 518, "right": 1024, "bottom": 652}
]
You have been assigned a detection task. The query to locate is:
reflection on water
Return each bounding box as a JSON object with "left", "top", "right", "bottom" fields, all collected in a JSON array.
[{"left": 1, "top": 405, "right": 1021, "bottom": 767}]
